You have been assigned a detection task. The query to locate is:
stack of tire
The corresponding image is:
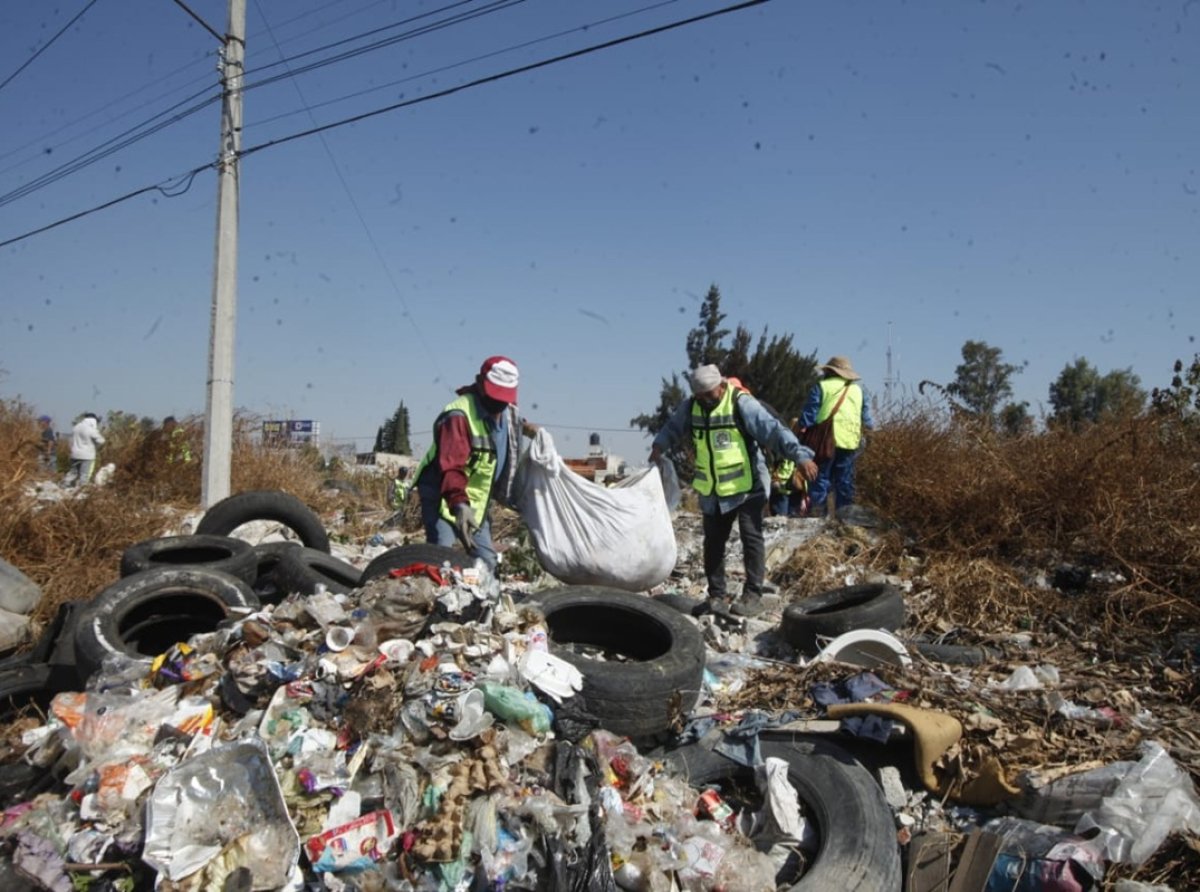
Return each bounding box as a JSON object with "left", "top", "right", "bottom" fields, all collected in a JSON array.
[{"left": 0, "top": 492, "right": 349, "bottom": 724}]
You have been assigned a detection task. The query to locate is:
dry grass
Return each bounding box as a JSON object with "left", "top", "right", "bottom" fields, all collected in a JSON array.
[
  {"left": 0, "top": 405, "right": 353, "bottom": 625},
  {"left": 773, "top": 524, "right": 906, "bottom": 598},
  {"left": 858, "top": 406, "right": 1200, "bottom": 629}
]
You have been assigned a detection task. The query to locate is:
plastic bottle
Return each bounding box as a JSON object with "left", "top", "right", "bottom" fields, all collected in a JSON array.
[{"left": 526, "top": 624, "right": 549, "bottom": 653}]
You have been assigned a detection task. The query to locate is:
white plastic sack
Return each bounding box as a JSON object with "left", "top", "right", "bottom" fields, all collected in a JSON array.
[
  {"left": 0, "top": 606, "right": 31, "bottom": 652},
  {"left": 0, "top": 556, "right": 43, "bottom": 614},
  {"left": 1076, "top": 740, "right": 1200, "bottom": 865},
  {"left": 516, "top": 429, "right": 677, "bottom": 591}
]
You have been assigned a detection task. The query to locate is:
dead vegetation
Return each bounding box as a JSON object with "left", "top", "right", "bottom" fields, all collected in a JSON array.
[
  {"left": 858, "top": 405, "right": 1200, "bottom": 630},
  {"left": 0, "top": 404, "right": 346, "bottom": 620}
]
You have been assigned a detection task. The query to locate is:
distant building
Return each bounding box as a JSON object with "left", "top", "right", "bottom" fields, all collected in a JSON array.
[
  {"left": 563, "top": 433, "right": 627, "bottom": 484},
  {"left": 359, "top": 452, "right": 418, "bottom": 476}
]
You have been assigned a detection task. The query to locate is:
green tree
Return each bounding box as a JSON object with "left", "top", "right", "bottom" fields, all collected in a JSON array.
[
  {"left": 1151, "top": 354, "right": 1200, "bottom": 422},
  {"left": 685, "top": 284, "right": 731, "bottom": 368},
  {"left": 631, "top": 285, "right": 819, "bottom": 440},
  {"left": 1049, "top": 358, "right": 1146, "bottom": 429},
  {"left": 945, "top": 340, "right": 1024, "bottom": 427},
  {"left": 724, "top": 327, "right": 820, "bottom": 423},
  {"left": 374, "top": 401, "right": 412, "bottom": 454},
  {"left": 629, "top": 373, "right": 687, "bottom": 441},
  {"left": 999, "top": 401, "right": 1032, "bottom": 436}
]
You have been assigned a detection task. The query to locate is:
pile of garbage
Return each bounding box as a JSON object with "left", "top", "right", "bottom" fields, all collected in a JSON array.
[
  {"left": 3, "top": 485, "right": 1200, "bottom": 891},
  {"left": 0, "top": 535, "right": 866, "bottom": 891}
]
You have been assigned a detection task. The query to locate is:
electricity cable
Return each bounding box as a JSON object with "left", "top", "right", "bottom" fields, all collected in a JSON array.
[
  {"left": 0, "top": 0, "right": 509, "bottom": 205},
  {"left": 0, "top": 165, "right": 208, "bottom": 250},
  {"left": 250, "top": 0, "right": 444, "bottom": 396},
  {"left": 247, "top": 0, "right": 685, "bottom": 132},
  {"left": 240, "top": 0, "right": 766, "bottom": 159},
  {"left": 170, "top": 0, "right": 223, "bottom": 43},
  {"left": 240, "top": 0, "right": 526, "bottom": 94},
  {"left": 0, "top": 0, "right": 102, "bottom": 94},
  {"left": 0, "top": 57, "right": 218, "bottom": 172},
  {"left": 0, "top": 86, "right": 220, "bottom": 209},
  {"left": 242, "top": 0, "right": 488, "bottom": 78},
  {"left": 0, "top": 0, "right": 768, "bottom": 248}
]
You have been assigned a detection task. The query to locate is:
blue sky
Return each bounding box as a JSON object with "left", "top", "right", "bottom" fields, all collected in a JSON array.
[{"left": 2, "top": 0, "right": 1197, "bottom": 465}]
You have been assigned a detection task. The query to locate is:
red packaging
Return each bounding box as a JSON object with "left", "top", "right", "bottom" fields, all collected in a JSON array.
[{"left": 697, "top": 789, "right": 735, "bottom": 829}]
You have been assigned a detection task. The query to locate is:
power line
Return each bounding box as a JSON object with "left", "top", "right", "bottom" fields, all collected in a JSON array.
[
  {"left": 241, "top": 0, "right": 487, "bottom": 79},
  {"left": 0, "top": 85, "right": 220, "bottom": 210},
  {"left": 240, "top": 0, "right": 527, "bottom": 95},
  {"left": 245, "top": 0, "right": 386, "bottom": 47},
  {"left": 170, "top": 0, "right": 223, "bottom": 43},
  {"left": 0, "top": 0, "right": 769, "bottom": 248},
  {"left": 247, "top": 0, "right": 685, "bottom": 132},
  {"left": 0, "top": 56, "right": 218, "bottom": 172},
  {"left": 241, "top": 0, "right": 767, "bottom": 159},
  {"left": 0, "top": 0, "right": 511, "bottom": 208},
  {"left": 0, "top": 0, "right": 102, "bottom": 94},
  {"left": 0, "top": 166, "right": 207, "bottom": 250},
  {"left": 249, "top": 0, "right": 445, "bottom": 409}
]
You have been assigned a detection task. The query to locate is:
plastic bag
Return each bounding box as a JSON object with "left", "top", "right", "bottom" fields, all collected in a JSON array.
[
  {"left": 1076, "top": 740, "right": 1200, "bottom": 865},
  {"left": 144, "top": 739, "right": 300, "bottom": 886},
  {"left": 516, "top": 429, "right": 677, "bottom": 591}
]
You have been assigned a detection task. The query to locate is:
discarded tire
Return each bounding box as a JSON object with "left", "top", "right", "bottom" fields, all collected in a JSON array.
[
  {"left": 527, "top": 586, "right": 705, "bottom": 740},
  {"left": 74, "top": 567, "right": 260, "bottom": 680},
  {"left": 195, "top": 490, "right": 331, "bottom": 553},
  {"left": 0, "top": 664, "right": 73, "bottom": 807},
  {"left": 120, "top": 534, "right": 257, "bottom": 585},
  {"left": 0, "top": 601, "right": 80, "bottom": 677},
  {"left": 0, "top": 662, "right": 60, "bottom": 724},
  {"left": 781, "top": 584, "right": 906, "bottom": 656},
  {"left": 662, "top": 735, "right": 902, "bottom": 891},
  {"left": 910, "top": 640, "right": 997, "bottom": 666},
  {"left": 359, "top": 544, "right": 470, "bottom": 584},
  {"left": 274, "top": 547, "right": 362, "bottom": 597},
  {"left": 249, "top": 541, "right": 302, "bottom": 603}
]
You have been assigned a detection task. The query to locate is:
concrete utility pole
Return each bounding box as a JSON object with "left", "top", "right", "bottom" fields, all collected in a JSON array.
[{"left": 202, "top": 0, "right": 246, "bottom": 508}]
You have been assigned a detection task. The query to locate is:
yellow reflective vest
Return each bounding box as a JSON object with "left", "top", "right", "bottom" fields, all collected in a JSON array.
[
  {"left": 771, "top": 458, "right": 796, "bottom": 493},
  {"left": 691, "top": 386, "right": 754, "bottom": 497},
  {"left": 816, "top": 379, "right": 864, "bottom": 449},
  {"left": 416, "top": 394, "right": 499, "bottom": 523}
]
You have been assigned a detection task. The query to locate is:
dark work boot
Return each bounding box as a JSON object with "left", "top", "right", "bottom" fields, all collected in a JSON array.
[
  {"left": 700, "top": 593, "right": 734, "bottom": 618},
  {"left": 730, "top": 591, "right": 768, "bottom": 617}
]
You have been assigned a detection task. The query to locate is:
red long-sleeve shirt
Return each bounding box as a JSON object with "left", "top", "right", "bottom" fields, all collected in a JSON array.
[{"left": 433, "top": 411, "right": 475, "bottom": 509}]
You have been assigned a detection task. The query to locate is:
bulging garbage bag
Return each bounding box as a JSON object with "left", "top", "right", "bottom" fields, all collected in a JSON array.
[{"left": 516, "top": 429, "right": 676, "bottom": 591}]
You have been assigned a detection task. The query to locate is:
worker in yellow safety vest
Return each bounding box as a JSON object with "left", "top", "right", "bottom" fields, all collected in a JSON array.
[
  {"left": 798, "top": 355, "right": 874, "bottom": 517},
  {"left": 413, "top": 356, "right": 538, "bottom": 570},
  {"left": 649, "top": 364, "right": 818, "bottom": 618}
]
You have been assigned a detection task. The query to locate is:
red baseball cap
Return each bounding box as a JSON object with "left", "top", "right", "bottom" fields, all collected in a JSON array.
[{"left": 478, "top": 356, "right": 519, "bottom": 404}]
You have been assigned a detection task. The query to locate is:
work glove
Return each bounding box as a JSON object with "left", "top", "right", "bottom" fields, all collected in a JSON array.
[{"left": 453, "top": 503, "right": 479, "bottom": 545}]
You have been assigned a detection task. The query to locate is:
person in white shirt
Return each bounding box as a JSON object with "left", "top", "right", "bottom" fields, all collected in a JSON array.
[{"left": 67, "top": 412, "right": 105, "bottom": 486}]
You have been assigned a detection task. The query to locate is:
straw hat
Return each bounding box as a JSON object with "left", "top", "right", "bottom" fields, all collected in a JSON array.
[{"left": 820, "top": 355, "right": 860, "bottom": 381}]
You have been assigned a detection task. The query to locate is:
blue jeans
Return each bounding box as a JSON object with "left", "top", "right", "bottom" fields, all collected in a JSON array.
[
  {"left": 769, "top": 490, "right": 791, "bottom": 517},
  {"left": 807, "top": 447, "right": 859, "bottom": 513},
  {"left": 419, "top": 492, "right": 497, "bottom": 570}
]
